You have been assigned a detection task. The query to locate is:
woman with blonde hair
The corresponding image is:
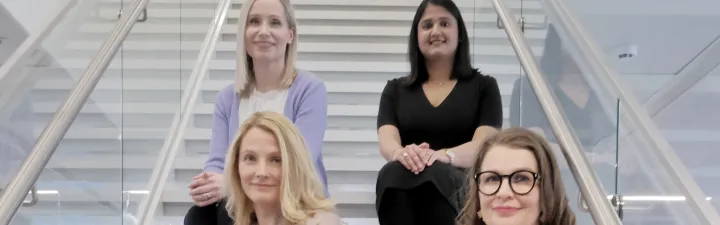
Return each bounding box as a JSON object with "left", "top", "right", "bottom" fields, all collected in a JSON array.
[
  {"left": 228, "top": 111, "right": 341, "bottom": 225},
  {"left": 188, "top": 0, "right": 330, "bottom": 215},
  {"left": 185, "top": 112, "right": 342, "bottom": 225},
  {"left": 457, "top": 128, "right": 576, "bottom": 225}
]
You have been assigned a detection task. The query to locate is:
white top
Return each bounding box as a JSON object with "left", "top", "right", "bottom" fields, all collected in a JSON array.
[{"left": 238, "top": 88, "right": 290, "bottom": 127}]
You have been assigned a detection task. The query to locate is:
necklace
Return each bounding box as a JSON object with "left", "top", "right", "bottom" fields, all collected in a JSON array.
[
  {"left": 428, "top": 80, "right": 449, "bottom": 87},
  {"left": 428, "top": 80, "right": 450, "bottom": 87}
]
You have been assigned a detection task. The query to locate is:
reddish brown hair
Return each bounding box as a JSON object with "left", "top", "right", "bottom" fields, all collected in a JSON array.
[{"left": 457, "top": 127, "right": 576, "bottom": 225}]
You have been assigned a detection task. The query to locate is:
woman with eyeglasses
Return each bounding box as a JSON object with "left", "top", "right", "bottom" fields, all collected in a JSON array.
[{"left": 457, "top": 128, "right": 576, "bottom": 225}]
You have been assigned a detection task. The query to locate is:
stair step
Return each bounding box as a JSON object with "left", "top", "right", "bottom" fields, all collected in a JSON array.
[
  {"left": 34, "top": 103, "right": 380, "bottom": 116},
  {"left": 98, "top": 0, "right": 542, "bottom": 9},
  {"left": 34, "top": 79, "right": 515, "bottom": 95},
  {"left": 65, "top": 41, "right": 545, "bottom": 55},
  {"left": 79, "top": 24, "right": 548, "bottom": 40},
  {"left": 52, "top": 59, "right": 525, "bottom": 74},
  {"left": 44, "top": 127, "right": 377, "bottom": 142},
  {"left": 34, "top": 181, "right": 375, "bottom": 204},
  {"left": 94, "top": 8, "right": 546, "bottom": 23},
  {"left": 47, "top": 155, "right": 386, "bottom": 172}
]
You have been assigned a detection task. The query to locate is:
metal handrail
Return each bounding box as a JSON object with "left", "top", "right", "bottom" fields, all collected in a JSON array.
[
  {"left": 540, "top": 0, "right": 720, "bottom": 223},
  {"left": 490, "top": 0, "right": 623, "bottom": 224},
  {"left": 0, "top": 0, "right": 153, "bottom": 222},
  {"left": 133, "top": 0, "right": 233, "bottom": 223}
]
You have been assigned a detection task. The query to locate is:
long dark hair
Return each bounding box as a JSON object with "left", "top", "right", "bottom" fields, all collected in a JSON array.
[{"left": 402, "top": 0, "right": 478, "bottom": 87}]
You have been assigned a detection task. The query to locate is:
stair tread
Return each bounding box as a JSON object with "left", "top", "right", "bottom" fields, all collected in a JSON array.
[
  {"left": 98, "top": 0, "right": 542, "bottom": 9},
  {"left": 35, "top": 181, "right": 375, "bottom": 204},
  {"left": 52, "top": 59, "right": 525, "bottom": 74},
  {"left": 79, "top": 24, "right": 548, "bottom": 39},
  {"left": 65, "top": 41, "right": 545, "bottom": 54},
  {"left": 95, "top": 8, "right": 546, "bottom": 22},
  {"left": 34, "top": 79, "right": 515, "bottom": 96},
  {"left": 41, "top": 127, "right": 376, "bottom": 142},
  {"left": 47, "top": 154, "right": 386, "bottom": 171}
]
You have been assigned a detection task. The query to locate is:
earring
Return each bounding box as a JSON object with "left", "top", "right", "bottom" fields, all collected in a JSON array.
[{"left": 476, "top": 211, "right": 482, "bottom": 220}]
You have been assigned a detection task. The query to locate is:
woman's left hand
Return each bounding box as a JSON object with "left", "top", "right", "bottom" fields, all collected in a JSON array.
[
  {"left": 426, "top": 149, "right": 451, "bottom": 166},
  {"left": 188, "top": 172, "right": 225, "bottom": 207}
]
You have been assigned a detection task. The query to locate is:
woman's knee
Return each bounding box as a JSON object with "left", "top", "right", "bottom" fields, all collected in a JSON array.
[
  {"left": 377, "top": 161, "right": 406, "bottom": 178},
  {"left": 184, "top": 205, "right": 215, "bottom": 225},
  {"left": 425, "top": 163, "right": 466, "bottom": 181}
]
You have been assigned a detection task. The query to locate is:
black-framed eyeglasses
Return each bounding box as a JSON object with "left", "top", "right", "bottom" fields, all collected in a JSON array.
[{"left": 474, "top": 170, "right": 540, "bottom": 196}]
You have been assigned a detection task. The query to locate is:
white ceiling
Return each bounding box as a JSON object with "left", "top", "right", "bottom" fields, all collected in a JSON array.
[
  {"left": 568, "top": 0, "right": 720, "bottom": 15},
  {"left": 562, "top": 0, "right": 720, "bottom": 75}
]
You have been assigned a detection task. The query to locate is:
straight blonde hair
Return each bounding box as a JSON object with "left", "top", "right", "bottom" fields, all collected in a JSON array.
[
  {"left": 235, "top": 0, "right": 299, "bottom": 98},
  {"left": 224, "top": 111, "right": 335, "bottom": 225}
]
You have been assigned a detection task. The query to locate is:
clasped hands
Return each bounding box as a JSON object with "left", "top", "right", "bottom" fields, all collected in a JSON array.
[
  {"left": 188, "top": 172, "right": 226, "bottom": 207},
  {"left": 392, "top": 143, "right": 451, "bottom": 174}
]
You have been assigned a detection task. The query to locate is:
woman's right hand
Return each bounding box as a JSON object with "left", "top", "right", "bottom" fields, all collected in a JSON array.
[{"left": 393, "top": 143, "right": 429, "bottom": 174}]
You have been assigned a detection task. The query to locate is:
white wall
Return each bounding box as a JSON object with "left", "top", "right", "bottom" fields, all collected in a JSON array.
[
  {"left": 580, "top": 14, "right": 720, "bottom": 75},
  {"left": 567, "top": 0, "right": 720, "bottom": 15}
]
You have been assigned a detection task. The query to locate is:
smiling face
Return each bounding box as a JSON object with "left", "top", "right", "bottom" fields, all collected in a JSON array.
[
  {"left": 416, "top": 3, "right": 459, "bottom": 60},
  {"left": 478, "top": 145, "right": 541, "bottom": 225},
  {"left": 238, "top": 127, "right": 282, "bottom": 204},
  {"left": 244, "top": 0, "right": 295, "bottom": 63}
]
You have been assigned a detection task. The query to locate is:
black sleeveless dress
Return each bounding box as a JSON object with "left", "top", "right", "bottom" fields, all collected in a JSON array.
[{"left": 375, "top": 73, "right": 503, "bottom": 224}]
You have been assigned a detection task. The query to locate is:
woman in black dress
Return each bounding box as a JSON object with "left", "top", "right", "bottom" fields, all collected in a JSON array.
[{"left": 374, "top": 0, "right": 503, "bottom": 224}]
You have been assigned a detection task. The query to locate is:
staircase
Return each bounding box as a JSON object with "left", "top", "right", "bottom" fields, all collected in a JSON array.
[{"left": 18, "top": 0, "right": 549, "bottom": 224}]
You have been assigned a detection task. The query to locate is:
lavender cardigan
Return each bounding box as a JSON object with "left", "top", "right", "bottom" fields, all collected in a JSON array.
[{"left": 203, "top": 71, "right": 329, "bottom": 196}]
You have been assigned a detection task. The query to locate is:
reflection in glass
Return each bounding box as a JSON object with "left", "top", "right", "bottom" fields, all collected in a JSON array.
[{"left": 508, "top": 24, "right": 624, "bottom": 224}]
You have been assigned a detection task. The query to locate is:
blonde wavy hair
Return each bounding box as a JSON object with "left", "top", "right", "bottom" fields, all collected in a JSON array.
[
  {"left": 235, "top": 0, "right": 299, "bottom": 98},
  {"left": 224, "top": 111, "right": 335, "bottom": 225},
  {"left": 457, "top": 128, "right": 576, "bottom": 225}
]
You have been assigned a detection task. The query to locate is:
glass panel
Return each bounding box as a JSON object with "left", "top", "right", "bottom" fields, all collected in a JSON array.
[
  {"left": 135, "top": 0, "right": 220, "bottom": 223},
  {"left": 654, "top": 73, "right": 720, "bottom": 213},
  {"left": 533, "top": 5, "right": 720, "bottom": 225},
  {"left": 1, "top": 0, "right": 128, "bottom": 224},
  {"left": 471, "top": 0, "right": 621, "bottom": 223},
  {"left": 534, "top": 0, "right": 720, "bottom": 223},
  {"left": 612, "top": 73, "right": 719, "bottom": 225},
  {"left": 513, "top": 8, "right": 622, "bottom": 225},
  {"left": 510, "top": 54, "right": 621, "bottom": 224},
  {"left": 614, "top": 103, "right": 705, "bottom": 225}
]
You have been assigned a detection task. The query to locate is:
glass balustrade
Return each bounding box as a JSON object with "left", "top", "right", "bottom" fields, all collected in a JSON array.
[
  {"left": 0, "top": 0, "right": 210, "bottom": 223},
  {"left": 527, "top": 0, "right": 720, "bottom": 224},
  {"left": 474, "top": 0, "right": 623, "bottom": 223},
  {"left": 507, "top": 12, "right": 620, "bottom": 225}
]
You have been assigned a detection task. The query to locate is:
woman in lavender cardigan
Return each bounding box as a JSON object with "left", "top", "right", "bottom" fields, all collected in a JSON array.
[{"left": 185, "top": 0, "right": 329, "bottom": 221}]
